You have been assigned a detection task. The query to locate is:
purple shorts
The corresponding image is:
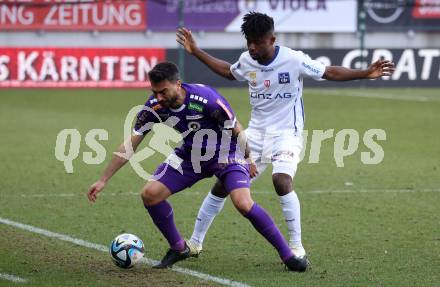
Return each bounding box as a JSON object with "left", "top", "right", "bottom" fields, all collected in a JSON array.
[{"left": 152, "top": 151, "right": 250, "bottom": 194}]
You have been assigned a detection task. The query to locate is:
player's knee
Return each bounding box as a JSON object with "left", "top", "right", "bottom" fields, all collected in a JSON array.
[
  {"left": 141, "top": 187, "right": 160, "bottom": 207},
  {"left": 232, "top": 196, "right": 254, "bottom": 215},
  {"left": 272, "top": 173, "right": 293, "bottom": 196},
  {"left": 211, "top": 180, "right": 228, "bottom": 198}
]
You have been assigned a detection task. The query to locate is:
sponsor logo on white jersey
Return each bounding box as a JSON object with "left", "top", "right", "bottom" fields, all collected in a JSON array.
[
  {"left": 278, "top": 72, "right": 290, "bottom": 84},
  {"left": 264, "top": 80, "right": 270, "bottom": 87}
]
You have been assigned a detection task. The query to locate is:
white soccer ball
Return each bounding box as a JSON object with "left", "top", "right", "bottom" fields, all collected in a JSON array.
[{"left": 109, "top": 233, "right": 145, "bottom": 268}]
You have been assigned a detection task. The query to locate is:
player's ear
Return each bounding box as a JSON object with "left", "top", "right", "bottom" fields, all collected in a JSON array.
[
  {"left": 176, "top": 79, "right": 182, "bottom": 88},
  {"left": 270, "top": 35, "right": 276, "bottom": 45}
]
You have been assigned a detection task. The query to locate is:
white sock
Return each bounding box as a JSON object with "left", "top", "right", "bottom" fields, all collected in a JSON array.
[
  {"left": 190, "top": 191, "right": 226, "bottom": 246},
  {"left": 279, "top": 190, "right": 303, "bottom": 248}
]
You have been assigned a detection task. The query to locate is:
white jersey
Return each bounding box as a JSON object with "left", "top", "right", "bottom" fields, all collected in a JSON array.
[{"left": 230, "top": 46, "right": 326, "bottom": 133}]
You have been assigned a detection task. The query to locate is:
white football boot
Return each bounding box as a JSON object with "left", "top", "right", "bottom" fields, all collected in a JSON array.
[{"left": 186, "top": 239, "right": 203, "bottom": 257}]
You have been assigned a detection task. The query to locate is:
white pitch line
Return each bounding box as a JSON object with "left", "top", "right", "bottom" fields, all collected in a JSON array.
[
  {"left": 0, "top": 217, "right": 250, "bottom": 287},
  {"left": 0, "top": 272, "right": 27, "bottom": 283},
  {"left": 307, "top": 188, "right": 440, "bottom": 194},
  {"left": 18, "top": 193, "right": 76, "bottom": 198},
  {"left": 314, "top": 90, "right": 436, "bottom": 102}
]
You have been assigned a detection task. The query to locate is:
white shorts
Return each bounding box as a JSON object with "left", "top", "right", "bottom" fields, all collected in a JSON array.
[{"left": 246, "top": 129, "right": 303, "bottom": 180}]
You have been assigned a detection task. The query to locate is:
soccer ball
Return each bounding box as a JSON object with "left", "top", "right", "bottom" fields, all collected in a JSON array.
[{"left": 109, "top": 233, "right": 145, "bottom": 268}]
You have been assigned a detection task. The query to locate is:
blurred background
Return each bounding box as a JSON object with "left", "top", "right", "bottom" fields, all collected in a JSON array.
[{"left": 1, "top": 0, "right": 440, "bottom": 88}]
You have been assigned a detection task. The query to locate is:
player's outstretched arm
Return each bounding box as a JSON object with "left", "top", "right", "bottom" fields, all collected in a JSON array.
[
  {"left": 323, "top": 59, "right": 395, "bottom": 81},
  {"left": 176, "top": 27, "right": 236, "bottom": 80},
  {"left": 87, "top": 134, "right": 145, "bottom": 202}
]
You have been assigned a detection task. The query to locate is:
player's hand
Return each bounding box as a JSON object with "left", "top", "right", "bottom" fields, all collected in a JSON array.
[
  {"left": 366, "top": 59, "right": 395, "bottom": 79},
  {"left": 87, "top": 180, "right": 106, "bottom": 203},
  {"left": 249, "top": 162, "right": 259, "bottom": 179},
  {"left": 176, "top": 27, "right": 197, "bottom": 54}
]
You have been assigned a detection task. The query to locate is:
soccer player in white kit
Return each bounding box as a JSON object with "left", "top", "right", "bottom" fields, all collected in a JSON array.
[{"left": 176, "top": 12, "right": 394, "bottom": 266}]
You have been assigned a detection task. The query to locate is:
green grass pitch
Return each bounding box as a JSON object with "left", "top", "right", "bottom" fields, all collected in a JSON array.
[{"left": 0, "top": 87, "right": 439, "bottom": 286}]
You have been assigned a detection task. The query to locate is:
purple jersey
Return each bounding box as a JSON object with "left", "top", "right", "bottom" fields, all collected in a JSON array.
[{"left": 134, "top": 83, "right": 238, "bottom": 158}]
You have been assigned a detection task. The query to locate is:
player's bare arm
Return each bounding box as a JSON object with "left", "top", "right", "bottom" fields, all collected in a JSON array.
[
  {"left": 176, "top": 27, "right": 236, "bottom": 80},
  {"left": 87, "top": 134, "right": 145, "bottom": 202},
  {"left": 323, "top": 59, "right": 395, "bottom": 81}
]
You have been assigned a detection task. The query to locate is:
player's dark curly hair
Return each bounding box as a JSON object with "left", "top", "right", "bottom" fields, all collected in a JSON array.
[
  {"left": 241, "top": 12, "right": 274, "bottom": 40},
  {"left": 148, "top": 61, "right": 179, "bottom": 84}
]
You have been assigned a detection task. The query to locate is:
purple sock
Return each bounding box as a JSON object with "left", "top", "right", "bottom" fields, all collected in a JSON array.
[
  {"left": 145, "top": 201, "right": 185, "bottom": 251},
  {"left": 244, "top": 203, "right": 294, "bottom": 262}
]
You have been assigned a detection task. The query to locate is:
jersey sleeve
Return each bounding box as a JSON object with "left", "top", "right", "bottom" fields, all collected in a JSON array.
[
  {"left": 205, "top": 91, "right": 237, "bottom": 129},
  {"left": 295, "top": 51, "right": 326, "bottom": 80},
  {"left": 230, "top": 53, "right": 247, "bottom": 82},
  {"left": 133, "top": 98, "right": 161, "bottom": 135}
]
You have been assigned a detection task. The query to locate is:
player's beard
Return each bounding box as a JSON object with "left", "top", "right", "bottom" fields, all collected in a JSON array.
[
  {"left": 160, "top": 94, "right": 179, "bottom": 109},
  {"left": 158, "top": 99, "right": 170, "bottom": 108}
]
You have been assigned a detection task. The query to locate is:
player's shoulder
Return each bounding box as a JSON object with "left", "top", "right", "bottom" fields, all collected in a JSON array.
[
  {"left": 236, "top": 50, "right": 254, "bottom": 65},
  {"left": 144, "top": 94, "right": 156, "bottom": 106},
  {"left": 278, "top": 46, "right": 307, "bottom": 60},
  {"left": 184, "top": 83, "right": 229, "bottom": 109},
  {"left": 183, "top": 82, "right": 212, "bottom": 92},
  {"left": 184, "top": 83, "right": 219, "bottom": 98},
  {"left": 184, "top": 83, "right": 218, "bottom": 108},
  {"left": 239, "top": 50, "right": 250, "bottom": 59}
]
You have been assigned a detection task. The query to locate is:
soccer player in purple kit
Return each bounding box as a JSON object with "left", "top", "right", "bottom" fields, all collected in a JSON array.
[{"left": 87, "top": 62, "right": 308, "bottom": 271}]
